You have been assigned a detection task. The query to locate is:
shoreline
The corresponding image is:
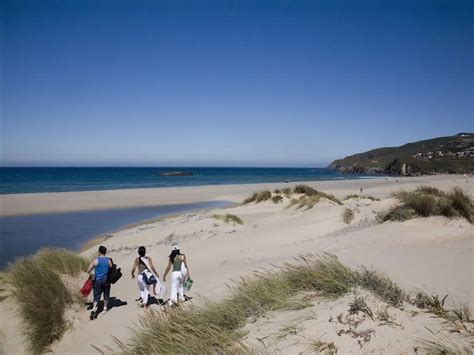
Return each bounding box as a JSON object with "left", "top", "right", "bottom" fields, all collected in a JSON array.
[
  {"left": 78, "top": 201, "right": 238, "bottom": 253},
  {"left": 1, "top": 174, "right": 469, "bottom": 216}
]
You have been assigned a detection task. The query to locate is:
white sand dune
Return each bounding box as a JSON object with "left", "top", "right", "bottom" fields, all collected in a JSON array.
[{"left": 0, "top": 175, "right": 473, "bottom": 354}]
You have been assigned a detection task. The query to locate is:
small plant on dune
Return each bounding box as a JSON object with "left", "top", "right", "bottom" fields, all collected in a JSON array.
[
  {"left": 366, "top": 195, "right": 380, "bottom": 201},
  {"left": 213, "top": 214, "right": 243, "bottom": 225},
  {"left": 356, "top": 268, "right": 405, "bottom": 307},
  {"left": 282, "top": 254, "right": 357, "bottom": 297},
  {"left": 242, "top": 190, "right": 272, "bottom": 205},
  {"left": 348, "top": 296, "right": 374, "bottom": 320},
  {"left": 312, "top": 340, "right": 338, "bottom": 354},
  {"left": 294, "top": 184, "right": 318, "bottom": 195},
  {"left": 446, "top": 305, "right": 473, "bottom": 324},
  {"left": 292, "top": 185, "right": 342, "bottom": 206},
  {"left": 342, "top": 208, "right": 354, "bottom": 224},
  {"left": 381, "top": 186, "right": 474, "bottom": 223},
  {"left": 274, "top": 188, "right": 281, "bottom": 194},
  {"left": 272, "top": 195, "right": 283, "bottom": 204},
  {"left": 4, "top": 259, "right": 73, "bottom": 353},
  {"left": 344, "top": 194, "right": 379, "bottom": 201},
  {"left": 411, "top": 293, "right": 449, "bottom": 317},
  {"left": 242, "top": 192, "right": 258, "bottom": 204},
  {"left": 282, "top": 187, "right": 292, "bottom": 196}
]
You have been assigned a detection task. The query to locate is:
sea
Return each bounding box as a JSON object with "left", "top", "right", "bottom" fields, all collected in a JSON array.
[
  {"left": 0, "top": 167, "right": 369, "bottom": 194},
  {"left": 0, "top": 167, "right": 372, "bottom": 268}
]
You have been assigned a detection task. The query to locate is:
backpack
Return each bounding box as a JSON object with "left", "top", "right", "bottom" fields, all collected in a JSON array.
[{"left": 108, "top": 263, "right": 122, "bottom": 284}]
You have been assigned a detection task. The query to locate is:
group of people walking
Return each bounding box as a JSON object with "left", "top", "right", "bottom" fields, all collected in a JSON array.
[{"left": 86, "top": 244, "right": 191, "bottom": 320}]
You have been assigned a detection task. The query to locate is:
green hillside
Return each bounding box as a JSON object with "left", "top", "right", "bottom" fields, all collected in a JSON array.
[{"left": 328, "top": 133, "right": 474, "bottom": 175}]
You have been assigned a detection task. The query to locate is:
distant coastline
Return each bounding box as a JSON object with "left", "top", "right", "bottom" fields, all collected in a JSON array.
[{"left": 0, "top": 167, "right": 373, "bottom": 195}]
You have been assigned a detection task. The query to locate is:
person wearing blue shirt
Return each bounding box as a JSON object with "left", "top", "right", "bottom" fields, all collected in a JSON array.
[{"left": 87, "top": 245, "right": 112, "bottom": 320}]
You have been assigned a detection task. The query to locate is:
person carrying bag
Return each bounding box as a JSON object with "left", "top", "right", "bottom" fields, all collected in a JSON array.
[{"left": 131, "top": 246, "right": 162, "bottom": 308}]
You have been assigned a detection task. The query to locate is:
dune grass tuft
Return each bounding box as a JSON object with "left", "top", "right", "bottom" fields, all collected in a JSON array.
[
  {"left": 344, "top": 194, "right": 379, "bottom": 201},
  {"left": 2, "top": 249, "right": 88, "bottom": 353},
  {"left": 213, "top": 214, "right": 244, "bottom": 225},
  {"left": 419, "top": 337, "right": 473, "bottom": 355},
  {"left": 242, "top": 190, "right": 272, "bottom": 204},
  {"left": 34, "top": 248, "right": 89, "bottom": 276},
  {"left": 356, "top": 268, "right": 405, "bottom": 307},
  {"left": 380, "top": 186, "right": 473, "bottom": 223},
  {"left": 272, "top": 195, "right": 283, "bottom": 204},
  {"left": 312, "top": 340, "right": 337, "bottom": 354},
  {"left": 4, "top": 259, "right": 73, "bottom": 354},
  {"left": 342, "top": 208, "right": 354, "bottom": 224},
  {"left": 292, "top": 184, "right": 342, "bottom": 206}
]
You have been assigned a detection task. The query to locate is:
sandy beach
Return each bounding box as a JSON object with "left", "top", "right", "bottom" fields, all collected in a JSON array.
[
  {"left": 0, "top": 174, "right": 468, "bottom": 216},
  {"left": 0, "top": 175, "right": 473, "bottom": 354}
]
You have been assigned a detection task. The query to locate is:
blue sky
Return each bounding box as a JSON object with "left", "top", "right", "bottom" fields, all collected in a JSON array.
[{"left": 1, "top": 0, "right": 473, "bottom": 167}]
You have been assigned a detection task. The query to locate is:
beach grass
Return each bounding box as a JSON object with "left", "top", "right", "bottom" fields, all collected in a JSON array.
[
  {"left": 1, "top": 249, "right": 88, "bottom": 353},
  {"left": 124, "top": 254, "right": 358, "bottom": 354},
  {"left": 419, "top": 338, "right": 473, "bottom": 355},
  {"left": 242, "top": 190, "right": 272, "bottom": 204},
  {"left": 380, "top": 186, "right": 473, "bottom": 223},
  {"left": 312, "top": 340, "right": 338, "bottom": 354},
  {"left": 121, "top": 253, "right": 468, "bottom": 354},
  {"left": 34, "top": 248, "right": 89, "bottom": 276},
  {"left": 213, "top": 214, "right": 244, "bottom": 225},
  {"left": 342, "top": 208, "right": 354, "bottom": 224},
  {"left": 293, "top": 184, "right": 342, "bottom": 206},
  {"left": 344, "top": 194, "right": 379, "bottom": 201},
  {"left": 356, "top": 267, "right": 405, "bottom": 307},
  {"left": 3, "top": 259, "right": 72, "bottom": 354},
  {"left": 272, "top": 195, "right": 283, "bottom": 204}
]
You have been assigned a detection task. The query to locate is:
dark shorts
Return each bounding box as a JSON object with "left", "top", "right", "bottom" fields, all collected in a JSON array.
[{"left": 93, "top": 278, "right": 110, "bottom": 304}]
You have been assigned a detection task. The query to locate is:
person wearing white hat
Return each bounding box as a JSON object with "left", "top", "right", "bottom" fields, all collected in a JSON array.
[{"left": 163, "top": 244, "right": 190, "bottom": 304}]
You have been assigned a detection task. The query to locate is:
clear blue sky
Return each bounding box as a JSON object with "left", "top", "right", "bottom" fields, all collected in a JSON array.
[{"left": 1, "top": 0, "right": 472, "bottom": 167}]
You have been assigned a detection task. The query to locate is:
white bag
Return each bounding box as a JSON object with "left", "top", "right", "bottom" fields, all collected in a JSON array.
[{"left": 154, "top": 279, "right": 167, "bottom": 299}]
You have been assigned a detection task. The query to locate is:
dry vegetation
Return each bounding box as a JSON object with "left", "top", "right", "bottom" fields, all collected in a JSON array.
[
  {"left": 380, "top": 186, "right": 473, "bottom": 223},
  {"left": 1, "top": 249, "right": 88, "bottom": 353},
  {"left": 213, "top": 213, "right": 244, "bottom": 225}
]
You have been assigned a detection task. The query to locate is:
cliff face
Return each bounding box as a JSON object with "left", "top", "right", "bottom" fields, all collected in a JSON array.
[{"left": 328, "top": 134, "right": 474, "bottom": 176}]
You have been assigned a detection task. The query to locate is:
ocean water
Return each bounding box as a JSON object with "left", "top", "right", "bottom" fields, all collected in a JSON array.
[
  {"left": 0, "top": 201, "right": 231, "bottom": 269},
  {"left": 0, "top": 167, "right": 368, "bottom": 194}
]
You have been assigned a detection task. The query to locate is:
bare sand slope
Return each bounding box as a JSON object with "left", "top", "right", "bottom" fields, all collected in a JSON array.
[
  {"left": 1, "top": 175, "right": 472, "bottom": 354},
  {"left": 1, "top": 174, "right": 471, "bottom": 216}
]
